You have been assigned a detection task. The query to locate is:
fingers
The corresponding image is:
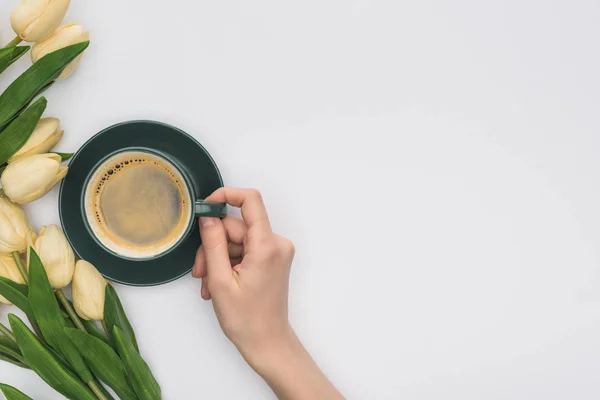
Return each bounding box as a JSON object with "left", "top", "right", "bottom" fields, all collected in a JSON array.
[
  {"left": 201, "top": 277, "right": 211, "bottom": 300},
  {"left": 206, "top": 188, "right": 272, "bottom": 238},
  {"left": 223, "top": 215, "right": 247, "bottom": 244},
  {"left": 198, "top": 217, "right": 233, "bottom": 284},
  {"left": 192, "top": 246, "right": 206, "bottom": 278},
  {"left": 192, "top": 242, "right": 243, "bottom": 279},
  {"left": 228, "top": 242, "right": 244, "bottom": 258}
]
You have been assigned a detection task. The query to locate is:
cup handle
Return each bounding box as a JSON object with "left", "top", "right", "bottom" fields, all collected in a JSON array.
[{"left": 194, "top": 200, "right": 227, "bottom": 217}]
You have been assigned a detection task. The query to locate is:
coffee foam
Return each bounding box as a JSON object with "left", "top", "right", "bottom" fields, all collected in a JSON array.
[{"left": 84, "top": 151, "right": 192, "bottom": 259}]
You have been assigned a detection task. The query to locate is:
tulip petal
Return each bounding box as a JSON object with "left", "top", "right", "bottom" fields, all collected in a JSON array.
[
  {"left": 0, "top": 213, "right": 22, "bottom": 253},
  {"left": 11, "top": 0, "right": 71, "bottom": 42},
  {"left": 72, "top": 260, "right": 107, "bottom": 321},
  {"left": 0, "top": 254, "right": 26, "bottom": 285},
  {"left": 34, "top": 224, "right": 75, "bottom": 289},
  {"left": 2, "top": 153, "right": 62, "bottom": 204},
  {"left": 0, "top": 196, "right": 31, "bottom": 252},
  {"left": 31, "top": 23, "right": 89, "bottom": 80},
  {"left": 9, "top": 117, "right": 62, "bottom": 161}
]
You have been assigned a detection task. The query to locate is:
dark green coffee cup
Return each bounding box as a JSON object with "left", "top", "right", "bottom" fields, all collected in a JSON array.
[{"left": 60, "top": 121, "right": 225, "bottom": 286}]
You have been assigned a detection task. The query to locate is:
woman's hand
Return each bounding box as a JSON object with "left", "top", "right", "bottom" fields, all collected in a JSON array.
[
  {"left": 192, "top": 187, "right": 296, "bottom": 362},
  {"left": 192, "top": 187, "right": 344, "bottom": 400}
]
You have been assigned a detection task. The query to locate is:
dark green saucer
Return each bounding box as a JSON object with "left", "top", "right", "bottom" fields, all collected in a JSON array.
[{"left": 59, "top": 120, "right": 224, "bottom": 286}]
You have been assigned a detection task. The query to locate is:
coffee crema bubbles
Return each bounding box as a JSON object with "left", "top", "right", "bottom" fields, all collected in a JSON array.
[{"left": 84, "top": 151, "right": 192, "bottom": 259}]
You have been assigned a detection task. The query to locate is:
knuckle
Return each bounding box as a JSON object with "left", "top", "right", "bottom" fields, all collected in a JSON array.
[
  {"left": 285, "top": 240, "right": 296, "bottom": 257},
  {"left": 247, "top": 188, "right": 263, "bottom": 202},
  {"left": 275, "top": 235, "right": 295, "bottom": 256},
  {"left": 265, "top": 241, "right": 280, "bottom": 258}
]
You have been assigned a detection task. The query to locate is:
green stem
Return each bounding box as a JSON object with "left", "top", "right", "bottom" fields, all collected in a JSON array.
[
  {"left": 93, "top": 379, "right": 115, "bottom": 400},
  {"left": 11, "top": 252, "right": 27, "bottom": 284},
  {"left": 4, "top": 36, "right": 22, "bottom": 48},
  {"left": 0, "top": 346, "right": 25, "bottom": 363},
  {"left": 0, "top": 323, "right": 15, "bottom": 342},
  {"left": 88, "top": 380, "right": 109, "bottom": 400},
  {"left": 56, "top": 290, "right": 88, "bottom": 333},
  {"left": 0, "top": 353, "right": 29, "bottom": 369}
]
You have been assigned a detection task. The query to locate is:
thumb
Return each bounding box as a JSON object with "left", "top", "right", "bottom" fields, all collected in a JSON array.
[{"left": 198, "top": 217, "right": 232, "bottom": 284}]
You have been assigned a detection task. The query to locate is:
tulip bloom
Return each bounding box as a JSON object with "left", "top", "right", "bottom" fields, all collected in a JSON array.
[
  {"left": 0, "top": 195, "right": 33, "bottom": 253},
  {"left": 1, "top": 153, "right": 67, "bottom": 204},
  {"left": 31, "top": 23, "right": 89, "bottom": 80},
  {"left": 72, "top": 260, "right": 107, "bottom": 321},
  {"left": 9, "top": 118, "right": 63, "bottom": 162},
  {"left": 29, "top": 225, "right": 75, "bottom": 290},
  {"left": 11, "top": 0, "right": 70, "bottom": 43}
]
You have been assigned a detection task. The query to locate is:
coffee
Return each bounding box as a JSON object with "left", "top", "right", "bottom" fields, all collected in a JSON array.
[{"left": 84, "top": 151, "right": 192, "bottom": 259}]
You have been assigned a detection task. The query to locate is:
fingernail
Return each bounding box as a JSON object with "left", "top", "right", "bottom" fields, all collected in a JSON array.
[{"left": 199, "top": 217, "right": 216, "bottom": 228}]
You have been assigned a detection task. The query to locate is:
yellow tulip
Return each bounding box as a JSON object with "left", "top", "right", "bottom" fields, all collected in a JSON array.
[
  {"left": 31, "top": 23, "right": 89, "bottom": 80},
  {"left": 11, "top": 0, "right": 70, "bottom": 43},
  {"left": 0, "top": 254, "right": 26, "bottom": 304},
  {"left": 0, "top": 194, "right": 34, "bottom": 253},
  {"left": 1, "top": 153, "right": 68, "bottom": 204},
  {"left": 72, "top": 260, "right": 107, "bottom": 321},
  {"left": 9, "top": 118, "right": 63, "bottom": 162},
  {"left": 28, "top": 225, "right": 75, "bottom": 289}
]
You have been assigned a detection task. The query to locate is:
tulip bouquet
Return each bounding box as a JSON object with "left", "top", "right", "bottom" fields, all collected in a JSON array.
[
  {"left": 0, "top": 1, "right": 162, "bottom": 399},
  {"left": 0, "top": 208, "right": 161, "bottom": 400}
]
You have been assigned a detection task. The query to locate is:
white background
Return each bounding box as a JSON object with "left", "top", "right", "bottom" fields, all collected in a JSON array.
[{"left": 1, "top": 0, "right": 599, "bottom": 398}]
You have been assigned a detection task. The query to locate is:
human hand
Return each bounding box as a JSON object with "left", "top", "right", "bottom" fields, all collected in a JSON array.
[
  {"left": 192, "top": 187, "right": 296, "bottom": 363},
  {"left": 193, "top": 188, "right": 344, "bottom": 400}
]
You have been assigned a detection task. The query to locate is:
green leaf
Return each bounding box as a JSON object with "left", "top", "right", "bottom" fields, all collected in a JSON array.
[
  {"left": 9, "top": 314, "right": 96, "bottom": 399},
  {"left": 28, "top": 248, "right": 93, "bottom": 383},
  {"left": 0, "top": 354, "right": 29, "bottom": 369},
  {"left": 0, "top": 97, "right": 47, "bottom": 165},
  {"left": 0, "top": 336, "right": 20, "bottom": 353},
  {"left": 58, "top": 296, "right": 110, "bottom": 344},
  {"left": 28, "top": 248, "right": 66, "bottom": 349},
  {"left": 0, "top": 277, "right": 32, "bottom": 317},
  {"left": 0, "top": 48, "right": 12, "bottom": 72},
  {"left": 0, "top": 46, "right": 29, "bottom": 74},
  {"left": 55, "top": 152, "right": 74, "bottom": 161},
  {"left": 104, "top": 284, "right": 139, "bottom": 352},
  {"left": 0, "top": 41, "right": 89, "bottom": 131},
  {"left": 0, "top": 383, "right": 33, "bottom": 400},
  {"left": 2, "top": 279, "right": 28, "bottom": 296},
  {"left": 10, "top": 46, "right": 29, "bottom": 64},
  {"left": 0, "top": 343, "right": 24, "bottom": 364},
  {"left": 65, "top": 328, "right": 139, "bottom": 400},
  {"left": 82, "top": 319, "right": 110, "bottom": 345},
  {"left": 113, "top": 326, "right": 161, "bottom": 400}
]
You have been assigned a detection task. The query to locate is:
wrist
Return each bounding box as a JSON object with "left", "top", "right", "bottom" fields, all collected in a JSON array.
[
  {"left": 242, "top": 328, "right": 345, "bottom": 400},
  {"left": 240, "top": 326, "right": 305, "bottom": 377}
]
